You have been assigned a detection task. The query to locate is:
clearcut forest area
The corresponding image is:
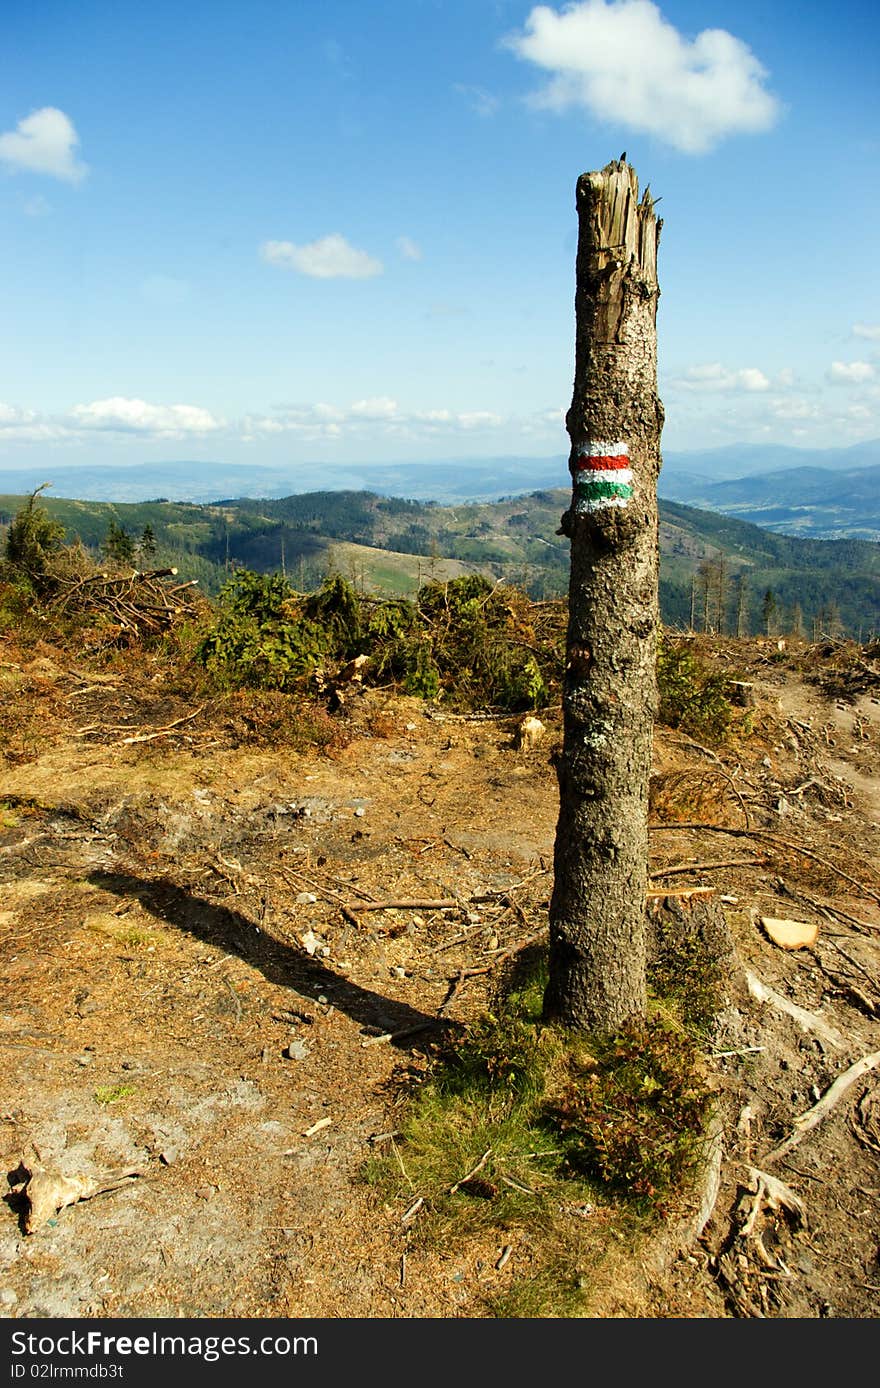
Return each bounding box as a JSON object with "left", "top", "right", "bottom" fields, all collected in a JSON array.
[
  {"left": 2, "top": 483, "right": 878, "bottom": 640},
  {"left": 1, "top": 491, "right": 879, "bottom": 1320}
]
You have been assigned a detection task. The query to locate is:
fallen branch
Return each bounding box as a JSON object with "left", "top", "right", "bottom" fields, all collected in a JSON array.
[
  {"left": 645, "top": 885, "right": 715, "bottom": 901},
  {"left": 401, "top": 1197, "right": 424, "bottom": 1225},
  {"left": 282, "top": 868, "right": 379, "bottom": 913},
  {"left": 118, "top": 705, "right": 206, "bottom": 745},
  {"left": 449, "top": 1148, "right": 492, "bottom": 1195},
  {"left": 821, "top": 936, "right": 880, "bottom": 994},
  {"left": 649, "top": 823, "right": 880, "bottom": 904},
  {"left": 342, "top": 898, "right": 460, "bottom": 913},
  {"left": 22, "top": 1161, "right": 146, "bottom": 1233},
  {"left": 761, "top": 1051, "right": 880, "bottom": 1166},
  {"left": 360, "top": 1020, "right": 446, "bottom": 1048},
  {"left": 437, "top": 930, "right": 548, "bottom": 1014},
  {"left": 665, "top": 732, "right": 752, "bottom": 827},
  {"left": 649, "top": 858, "right": 764, "bottom": 879},
  {"left": 813, "top": 898, "right": 880, "bottom": 934},
  {"left": 745, "top": 971, "right": 845, "bottom": 1050}
]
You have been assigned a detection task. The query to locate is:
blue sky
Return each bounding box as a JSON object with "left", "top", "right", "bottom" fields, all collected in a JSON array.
[{"left": 1, "top": 0, "right": 879, "bottom": 475}]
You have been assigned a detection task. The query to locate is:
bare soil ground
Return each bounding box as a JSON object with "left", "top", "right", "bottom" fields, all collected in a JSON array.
[{"left": 1, "top": 633, "right": 879, "bottom": 1319}]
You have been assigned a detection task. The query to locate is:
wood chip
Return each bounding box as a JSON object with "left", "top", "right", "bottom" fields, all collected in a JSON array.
[
  {"left": 760, "top": 916, "right": 819, "bottom": 950},
  {"left": 303, "top": 1117, "right": 332, "bottom": 1138},
  {"left": 401, "top": 1196, "right": 424, "bottom": 1225}
]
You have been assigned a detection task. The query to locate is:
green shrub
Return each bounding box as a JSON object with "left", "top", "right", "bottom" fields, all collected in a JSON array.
[
  {"left": 411, "top": 576, "right": 551, "bottom": 710},
  {"left": 196, "top": 569, "right": 558, "bottom": 710},
  {"left": 196, "top": 571, "right": 363, "bottom": 691},
  {"left": 656, "top": 637, "right": 732, "bottom": 742},
  {"left": 3, "top": 485, "right": 65, "bottom": 584},
  {"left": 552, "top": 1019, "right": 712, "bottom": 1211}
]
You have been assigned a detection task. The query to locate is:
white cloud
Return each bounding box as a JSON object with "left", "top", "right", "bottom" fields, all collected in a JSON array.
[
  {"left": 70, "top": 397, "right": 223, "bottom": 437},
  {"left": 0, "top": 107, "right": 88, "bottom": 182},
  {"left": 675, "top": 363, "right": 771, "bottom": 392},
  {"left": 735, "top": 367, "right": 771, "bottom": 392},
  {"left": 769, "top": 397, "right": 821, "bottom": 421},
  {"left": 396, "top": 236, "right": 422, "bottom": 262},
  {"left": 853, "top": 323, "right": 880, "bottom": 340},
  {"left": 828, "top": 360, "right": 875, "bottom": 385},
  {"left": 503, "top": 0, "right": 781, "bottom": 153},
  {"left": 244, "top": 399, "right": 509, "bottom": 440},
  {"left": 456, "top": 410, "right": 504, "bottom": 430},
  {"left": 260, "top": 234, "right": 383, "bottom": 279},
  {"left": 0, "top": 401, "right": 75, "bottom": 442},
  {"left": 349, "top": 397, "right": 399, "bottom": 419}
]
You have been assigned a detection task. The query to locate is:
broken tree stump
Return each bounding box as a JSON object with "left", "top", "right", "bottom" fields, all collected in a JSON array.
[{"left": 546, "top": 156, "right": 663, "bottom": 1032}]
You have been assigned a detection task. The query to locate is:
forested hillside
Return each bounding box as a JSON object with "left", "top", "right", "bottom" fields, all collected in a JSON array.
[{"left": 1, "top": 486, "right": 878, "bottom": 638}]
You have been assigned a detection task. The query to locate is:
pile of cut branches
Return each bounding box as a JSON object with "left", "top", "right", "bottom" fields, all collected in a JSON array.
[
  {"left": 802, "top": 637, "right": 880, "bottom": 702},
  {"left": 49, "top": 566, "right": 204, "bottom": 639}
]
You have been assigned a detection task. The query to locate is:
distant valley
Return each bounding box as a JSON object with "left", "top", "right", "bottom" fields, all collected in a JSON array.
[
  {"left": 1, "top": 437, "right": 878, "bottom": 541},
  {"left": 659, "top": 461, "right": 880, "bottom": 541},
  {"left": 2, "top": 479, "right": 878, "bottom": 641}
]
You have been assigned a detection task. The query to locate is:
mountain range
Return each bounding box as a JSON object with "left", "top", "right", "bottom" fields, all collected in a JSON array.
[{"left": 1, "top": 438, "right": 878, "bottom": 539}]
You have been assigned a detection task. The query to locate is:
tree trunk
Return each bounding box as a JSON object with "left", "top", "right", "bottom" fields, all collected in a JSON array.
[{"left": 545, "top": 158, "right": 662, "bottom": 1033}]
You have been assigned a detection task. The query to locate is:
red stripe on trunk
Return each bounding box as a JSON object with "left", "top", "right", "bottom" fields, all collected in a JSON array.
[{"left": 574, "top": 453, "right": 631, "bottom": 471}]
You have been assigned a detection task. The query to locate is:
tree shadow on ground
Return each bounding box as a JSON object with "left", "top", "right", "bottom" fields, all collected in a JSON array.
[{"left": 88, "top": 869, "right": 457, "bottom": 1051}]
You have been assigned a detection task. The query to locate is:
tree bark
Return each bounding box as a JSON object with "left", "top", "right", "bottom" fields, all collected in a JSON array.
[{"left": 545, "top": 158, "right": 663, "bottom": 1033}]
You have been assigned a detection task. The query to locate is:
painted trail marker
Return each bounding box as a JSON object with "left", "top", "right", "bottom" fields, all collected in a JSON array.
[{"left": 573, "top": 441, "right": 632, "bottom": 512}]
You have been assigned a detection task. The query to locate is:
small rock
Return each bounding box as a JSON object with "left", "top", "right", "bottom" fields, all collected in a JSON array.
[
  {"left": 159, "top": 1149, "right": 178, "bottom": 1166},
  {"left": 194, "top": 1186, "right": 215, "bottom": 1200},
  {"left": 354, "top": 806, "right": 366, "bottom": 818},
  {"left": 515, "top": 714, "right": 545, "bottom": 751},
  {"left": 75, "top": 1053, "right": 94, "bottom": 1067},
  {"left": 391, "top": 966, "right": 406, "bottom": 979},
  {"left": 295, "top": 891, "right": 318, "bottom": 905},
  {"left": 0, "top": 1288, "right": 17, "bottom": 1308},
  {"left": 487, "top": 935, "right": 499, "bottom": 951},
  {"left": 284, "top": 1040, "right": 310, "bottom": 1061}
]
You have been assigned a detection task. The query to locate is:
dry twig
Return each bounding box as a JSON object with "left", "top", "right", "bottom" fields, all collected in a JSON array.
[{"left": 761, "top": 1051, "right": 880, "bottom": 1166}]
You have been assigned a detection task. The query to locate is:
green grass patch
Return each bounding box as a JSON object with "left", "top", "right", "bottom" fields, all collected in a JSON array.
[
  {"left": 364, "top": 950, "right": 714, "bottom": 1316},
  {"left": 94, "top": 1084, "right": 136, "bottom": 1106}
]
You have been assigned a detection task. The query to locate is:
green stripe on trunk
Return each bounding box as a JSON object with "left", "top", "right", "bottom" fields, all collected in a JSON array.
[{"left": 574, "top": 477, "right": 633, "bottom": 501}]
